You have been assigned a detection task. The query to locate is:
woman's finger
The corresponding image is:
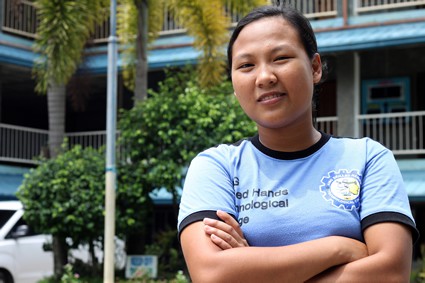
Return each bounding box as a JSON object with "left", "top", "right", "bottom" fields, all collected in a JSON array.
[
  {"left": 203, "top": 216, "right": 248, "bottom": 248},
  {"left": 210, "top": 233, "right": 233, "bottom": 250},
  {"left": 204, "top": 217, "right": 241, "bottom": 242},
  {"left": 204, "top": 224, "right": 240, "bottom": 249},
  {"left": 217, "top": 210, "right": 245, "bottom": 238}
]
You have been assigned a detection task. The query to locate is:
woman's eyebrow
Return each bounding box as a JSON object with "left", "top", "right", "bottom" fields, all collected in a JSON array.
[
  {"left": 233, "top": 53, "right": 253, "bottom": 62},
  {"left": 270, "top": 44, "right": 293, "bottom": 53}
]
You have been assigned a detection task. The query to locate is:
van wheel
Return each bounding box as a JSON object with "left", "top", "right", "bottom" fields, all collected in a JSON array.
[{"left": 0, "top": 270, "right": 13, "bottom": 283}]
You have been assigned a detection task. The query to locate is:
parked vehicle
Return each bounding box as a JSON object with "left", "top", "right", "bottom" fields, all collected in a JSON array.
[{"left": 0, "top": 201, "right": 126, "bottom": 283}]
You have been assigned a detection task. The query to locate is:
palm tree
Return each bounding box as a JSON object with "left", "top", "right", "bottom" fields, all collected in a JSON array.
[
  {"left": 33, "top": 0, "right": 109, "bottom": 156},
  {"left": 32, "top": 0, "right": 109, "bottom": 277}
]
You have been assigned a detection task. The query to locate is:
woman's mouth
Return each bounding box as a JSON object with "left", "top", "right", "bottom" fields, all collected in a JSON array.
[{"left": 257, "top": 92, "right": 285, "bottom": 102}]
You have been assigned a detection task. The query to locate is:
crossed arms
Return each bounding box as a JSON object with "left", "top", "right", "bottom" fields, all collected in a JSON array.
[{"left": 180, "top": 210, "right": 413, "bottom": 283}]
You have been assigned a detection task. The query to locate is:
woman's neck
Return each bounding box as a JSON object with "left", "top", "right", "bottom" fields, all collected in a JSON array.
[{"left": 257, "top": 126, "right": 321, "bottom": 152}]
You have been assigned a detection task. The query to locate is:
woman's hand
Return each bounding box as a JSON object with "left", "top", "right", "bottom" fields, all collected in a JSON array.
[{"left": 203, "top": 210, "right": 249, "bottom": 250}]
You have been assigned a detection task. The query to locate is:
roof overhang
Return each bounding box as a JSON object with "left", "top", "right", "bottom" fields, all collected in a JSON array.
[{"left": 316, "top": 21, "right": 425, "bottom": 53}]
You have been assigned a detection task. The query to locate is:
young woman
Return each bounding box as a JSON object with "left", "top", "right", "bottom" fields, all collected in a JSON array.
[{"left": 178, "top": 5, "right": 418, "bottom": 282}]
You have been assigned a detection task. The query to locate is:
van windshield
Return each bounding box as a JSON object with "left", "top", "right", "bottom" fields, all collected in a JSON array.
[{"left": 0, "top": 210, "right": 16, "bottom": 229}]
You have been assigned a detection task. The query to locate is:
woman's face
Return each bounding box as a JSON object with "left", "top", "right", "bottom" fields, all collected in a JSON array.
[{"left": 231, "top": 16, "right": 322, "bottom": 131}]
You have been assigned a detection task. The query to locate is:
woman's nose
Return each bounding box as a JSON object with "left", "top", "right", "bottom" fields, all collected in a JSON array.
[{"left": 255, "top": 65, "right": 277, "bottom": 88}]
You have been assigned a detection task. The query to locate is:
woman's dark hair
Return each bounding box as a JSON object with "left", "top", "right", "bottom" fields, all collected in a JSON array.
[
  {"left": 227, "top": 5, "right": 318, "bottom": 69},
  {"left": 227, "top": 4, "right": 327, "bottom": 119}
]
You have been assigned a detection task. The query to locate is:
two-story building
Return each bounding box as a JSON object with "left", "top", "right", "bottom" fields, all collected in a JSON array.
[{"left": 1, "top": 0, "right": 425, "bottom": 252}]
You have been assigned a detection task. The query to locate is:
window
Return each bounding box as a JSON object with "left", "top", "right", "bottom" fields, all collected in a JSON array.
[{"left": 361, "top": 77, "right": 411, "bottom": 114}]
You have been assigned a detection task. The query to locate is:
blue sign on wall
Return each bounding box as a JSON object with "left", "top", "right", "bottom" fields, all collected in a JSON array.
[{"left": 125, "top": 255, "right": 158, "bottom": 279}]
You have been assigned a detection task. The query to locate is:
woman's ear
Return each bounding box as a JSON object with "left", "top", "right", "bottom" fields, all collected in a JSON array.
[{"left": 312, "top": 53, "right": 322, "bottom": 84}]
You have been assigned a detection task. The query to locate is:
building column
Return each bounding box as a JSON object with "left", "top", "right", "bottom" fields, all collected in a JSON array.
[
  {"left": 0, "top": 80, "right": 2, "bottom": 122},
  {"left": 0, "top": 0, "right": 3, "bottom": 123},
  {"left": 0, "top": 0, "right": 3, "bottom": 32},
  {"left": 336, "top": 52, "right": 360, "bottom": 137}
]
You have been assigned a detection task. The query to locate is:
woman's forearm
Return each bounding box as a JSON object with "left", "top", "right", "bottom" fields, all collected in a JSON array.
[
  {"left": 307, "top": 223, "right": 413, "bottom": 283},
  {"left": 308, "top": 253, "right": 410, "bottom": 283},
  {"left": 181, "top": 222, "right": 368, "bottom": 283}
]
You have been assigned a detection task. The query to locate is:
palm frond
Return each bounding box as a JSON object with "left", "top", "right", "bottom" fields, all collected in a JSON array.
[
  {"left": 222, "top": 0, "right": 269, "bottom": 17},
  {"left": 33, "top": 0, "right": 108, "bottom": 93},
  {"left": 169, "top": 0, "right": 267, "bottom": 88},
  {"left": 117, "top": 0, "right": 165, "bottom": 91},
  {"left": 169, "top": 0, "right": 228, "bottom": 87},
  {"left": 117, "top": 0, "right": 138, "bottom": 90},
  {"left": 148, "top": 0, "right": 164, "bottom": 42}
]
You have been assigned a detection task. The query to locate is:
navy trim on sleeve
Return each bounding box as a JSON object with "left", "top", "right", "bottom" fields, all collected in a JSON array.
[
  {"left": 361, "top": 212, "right": 419, "bottom": 244},
  {"left": 178, "top": 210, "right": 237, "bottom": 240}
]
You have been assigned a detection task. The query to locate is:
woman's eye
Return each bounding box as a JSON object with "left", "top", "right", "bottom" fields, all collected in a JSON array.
[
  {"left": 237, "top": 63, "right": 254, "bottom": 69},
  {"left": 275, "top": 56, "right": 289, "bottom": 61}
]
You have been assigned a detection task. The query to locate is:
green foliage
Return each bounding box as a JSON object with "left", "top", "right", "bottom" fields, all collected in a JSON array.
[
  {"left": 60, "top": 264, "right": 84, "bottom": 283},
  {"left": 17, "top": 145, "right": 106, "bottom": 247},
  {"left": 118, "top": 67, "right": 256, "bottom": 199},
  {"left": 144, "top": 230, "right": 185, "bottom": 279},
  {"left": 225, "top": 0, "right": 269, "bottom": 15},
  {"left": 38, "top": 266, "right": 189, "bottom": 283},
  {"left": 33, "top": 0, "right": 109, "bottom": 93},
  {"left": 167, "top": 0, "right": 268, "bottom": 87},
  {"left": 38, "top": 263, "right": 104, "bottom": 283},
  {"left": 117, "top": 0, "right": 142, "bottom": 91},
  {"left": 168, "top": 0, "right": 228, "bottom": 86},
  {"left": 115, "top": 270, "right": 189, "bottom": 283},
  {"left": 38, "top": 262, "right": 189, "bottom": 283},
  {"left": 411, "top": 246, "right": 425, "bottom": 282},
  {"left": 117, "top": 0, "right": 167, "bottom": 92}
]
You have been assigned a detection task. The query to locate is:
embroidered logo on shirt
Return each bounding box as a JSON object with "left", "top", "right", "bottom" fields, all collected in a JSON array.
[{"left": 320, "top": 169, "right": 361, "bottom": 211}]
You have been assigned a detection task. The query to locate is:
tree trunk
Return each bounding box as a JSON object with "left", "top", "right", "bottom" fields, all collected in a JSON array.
[
  {"left": 52, "top": 235, "right": 68, "bottom": 280},
  {"left": 47, "top": 82, "right": 67, "bottom": 278},
  {"left": 0, "top": 80, "right": 3, "bottom": 122},
  {"left": 134, "top": 0, "right": 148, "bottom": 102},
  {"left": 89, "top": 240, "right": 100, "bottom": 275},
  {"left": 47, "top": 82, "right": 66, "bottom": 158}
]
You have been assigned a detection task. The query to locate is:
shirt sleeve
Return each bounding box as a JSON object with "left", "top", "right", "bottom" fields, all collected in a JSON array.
[
  {"left": 359, "top": 139, "right": 419, "bottom": 242},
  {"left": 177, "top": 147, "right": 237, "bottom": 238}
]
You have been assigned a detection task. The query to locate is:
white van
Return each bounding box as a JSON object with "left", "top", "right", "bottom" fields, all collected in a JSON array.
[{"left": 0, "top": 201, "right": 126, "bottom": 283}]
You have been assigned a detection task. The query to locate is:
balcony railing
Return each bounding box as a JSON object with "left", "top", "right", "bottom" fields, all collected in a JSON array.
[
  {"left": 317, "top": 112, "right": 425, "bottom": 155},
  {"left": 284, "top": 0, "right": 338, "bottom": 19},
  {"left": 2, "top": 0, "right": 37, "bottom": 39},
  {"left": 65, "top": 130, "right": 126, "bottom": 159},
  {"left": 317, "top": 116, "right": 338, "bottom": 135},
  {"left": 1, "top": 0, "right": 338, "bottom": 40},
  {"left": 1, "top": 111, "right": 424, "bottom": 164},
  {"left": 65, "top": 130, "right": 109, "bottom": 151},
  {"left": 0, "top": 124, "right": 121, "bottom": 164},
  {"left": 356, "top": 0, "right": 425, "bottom": 14},
  {"left": 0, "top": 123, "right": 48, "bottom": 164},
  {"left": 358, "top": 111, "right": 425, "bottom": 155},
  {"left": 5, "top": 0, "right": 425, "bottom": 41}
]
